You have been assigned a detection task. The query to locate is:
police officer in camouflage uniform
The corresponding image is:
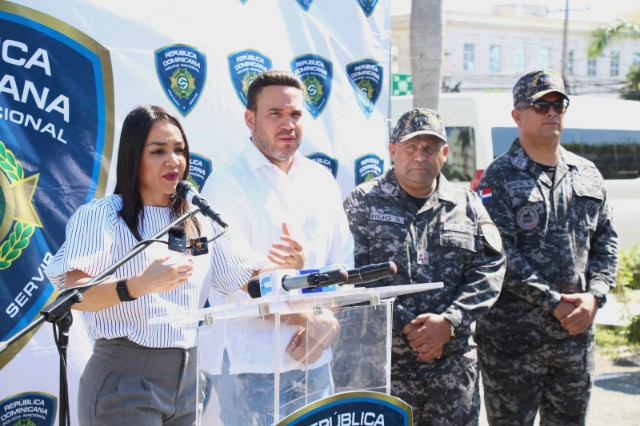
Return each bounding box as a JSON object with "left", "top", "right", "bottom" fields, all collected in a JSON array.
[
  {"left": 475, "top": 70, "right": 619, "bottom": 426},
  {"left": 343, "top": 108, "right": 506, "bottom": 425}
]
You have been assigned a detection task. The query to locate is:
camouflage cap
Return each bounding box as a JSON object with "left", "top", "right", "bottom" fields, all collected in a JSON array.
[
  {"left": 513, "top": 69, "right": 568, "bottom": 107},
  {"left": 391, "top": 108, "right": 447, "bottom": 144}
]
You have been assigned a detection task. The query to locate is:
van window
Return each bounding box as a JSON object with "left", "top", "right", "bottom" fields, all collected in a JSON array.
[
  {"left": 491, "top": 128, "right": 640, "bottom": 179},
  {"left": 443, "top": 126, "right": 475, "bottom": 181}
]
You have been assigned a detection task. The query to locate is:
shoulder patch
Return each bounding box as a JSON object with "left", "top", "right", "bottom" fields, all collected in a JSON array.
[
  {"left": 480, "top": 223, "right": 503, "bottom": 253},
  {"left": 477, "top": 188, "right": 492, "bottom": 204}
]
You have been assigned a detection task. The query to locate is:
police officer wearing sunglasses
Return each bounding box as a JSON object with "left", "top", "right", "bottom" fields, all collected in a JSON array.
[{"left": 475, "top": 69, "right": 619, "bottom": 425}]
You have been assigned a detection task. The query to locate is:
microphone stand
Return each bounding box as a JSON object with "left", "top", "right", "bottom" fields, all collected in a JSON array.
[{"left": 0, "top": 207, "right": 201, "bottom": 426}]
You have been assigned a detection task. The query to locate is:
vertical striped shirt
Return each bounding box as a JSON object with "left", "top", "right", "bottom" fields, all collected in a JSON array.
[{"left": 45, "top": 194, "right": 263, "bottom": 349}]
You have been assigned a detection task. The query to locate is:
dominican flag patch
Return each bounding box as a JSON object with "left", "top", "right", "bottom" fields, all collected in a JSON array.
[{"left": 478, "top": 188, "right": 493, "bottom": 203}]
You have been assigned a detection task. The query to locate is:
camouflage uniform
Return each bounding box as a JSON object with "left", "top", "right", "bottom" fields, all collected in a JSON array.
[
  {"left": 476, "top": 140, "right": 618, "bottom": 425},
  {"left": 344, "top": 169, "right": 506, "bottom": 425},
  {"left": 475, "top": 69, "right": 619, "bottom": 426}
]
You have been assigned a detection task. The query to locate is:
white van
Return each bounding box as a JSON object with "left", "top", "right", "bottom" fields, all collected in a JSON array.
[{"left": 391, "top": 93, "right": 640, "bottom": 248}]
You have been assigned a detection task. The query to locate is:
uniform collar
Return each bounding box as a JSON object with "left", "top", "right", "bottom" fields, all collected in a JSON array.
[{"left": 508, "top": 139, "right": 573, "bottom": 187}]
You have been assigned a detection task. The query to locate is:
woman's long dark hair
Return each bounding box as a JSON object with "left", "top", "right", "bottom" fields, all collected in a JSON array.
[{"left": 113, "top": 105, "right": 198, "bottom": 241}]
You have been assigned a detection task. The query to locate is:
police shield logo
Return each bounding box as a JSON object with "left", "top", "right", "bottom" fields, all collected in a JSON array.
[
  {"left": 0, "top": 4, "right": 113, "bottom": 365},
  {"left": 280, "top": 390, "right": 412, "bottom": 426},
  {"left": 188, "top": 153, "right": 212, "bottom": 190},
  {"left": 357, "top": 0, "right": 380, "bottom": 17},
  {"left": 155, "top": 44, "right": 206, "bottom": 116},
  {"left": 228, "top": 49, "right": 272, "bottom": 107},
  {"left": 355, "top": 154, "right": 384, "bottom": 185},
  {"left": 296, "top": 0, "right": 314, "bottom": 10},
  {"left": 1, "top": 392, "right": 57, "bottom": 426},
  {"left": 291, "top": 54, "right": 332, "bottom": 119},
  {"left": 306, "top": 152, "right": 338, "bottom": 178},
  {"left": 346, "top": 59, "right": 383, "bottom": 118}
]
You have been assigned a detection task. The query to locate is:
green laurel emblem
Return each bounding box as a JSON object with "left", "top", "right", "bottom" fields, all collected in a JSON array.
[
  {"left": 357, "top": 80, "right": 374, "bottom": 100},
  {"left": 304, "top": 75, "right": 324, "bottom": 104},
  {"left": 170, "top": 68, "right": 196, "bottom": 99},
  {"left": 0, "top": 141, "right": 42, "bottom": 270},
  {"left": 13, "top": 419, "right": 37, "bottom": 426},
  {"left": 241, "top": 71, "right": 258, "bottom": 97}
]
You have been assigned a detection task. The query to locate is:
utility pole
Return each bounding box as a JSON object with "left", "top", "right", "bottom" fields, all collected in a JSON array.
[{"left": 561, "top": 0, "right": 570, "bottom": 91}]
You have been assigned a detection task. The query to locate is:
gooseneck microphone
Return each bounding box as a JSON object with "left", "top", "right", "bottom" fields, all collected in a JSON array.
[
  {"left": 247, "top": 268, "right": 349, "bottom": 299},
  {"left": 176, "top": 181, "right": 228, "bottom": 228},
  {"left": 282, "top": 268, "right": 349, "bottom": 291},
  {"left": 344, "top": 261, "right": 397, "bottom": 285}
]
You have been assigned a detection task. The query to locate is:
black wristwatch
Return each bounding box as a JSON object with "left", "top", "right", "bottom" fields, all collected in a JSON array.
[{"left": 116, "top": 279, "right": 136, "bottom": 302}]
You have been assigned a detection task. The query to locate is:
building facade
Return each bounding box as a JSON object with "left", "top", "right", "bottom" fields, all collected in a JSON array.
[{"left": 392, "top": 3, "right": 640, "bottom": 96}]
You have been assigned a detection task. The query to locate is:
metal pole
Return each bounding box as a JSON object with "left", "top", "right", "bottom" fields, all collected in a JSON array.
[{"left": 561, "top": 0, "right": 570, "bottom": 91}]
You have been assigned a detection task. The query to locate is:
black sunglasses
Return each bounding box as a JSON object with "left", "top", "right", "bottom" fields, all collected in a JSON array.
[{"left": 517, "top": 99, "right": 569, "bottom": 115}]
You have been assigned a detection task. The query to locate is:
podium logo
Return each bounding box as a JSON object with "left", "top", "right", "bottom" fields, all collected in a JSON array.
[
  {"left": 228, "top": 49, "right": 272, "bottom": 107},
  {"left": 346, "top": 59, "right": 383, "bottom": 118},
  {"left": 291, "top": 54, "right": 332, "bottom": 119},
  {"left": 278, "top": 390, "right": 412, "bottom": 426},
  {"left": 155, "top": 44, "right": 207, "bottom": 116}
]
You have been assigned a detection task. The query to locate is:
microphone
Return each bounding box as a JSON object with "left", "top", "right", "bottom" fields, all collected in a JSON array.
[
  {"left": 344, "top": 261, "right": 397, "bottom": 285},
  {"left": 176, "top": 180, "right": 228, "bottom": 228},
  {"left": 247, "top": 267, "right": 349, "bottom": 298},
  {"left": 283, "top": 268, "right": 349, "bottom": 291}
]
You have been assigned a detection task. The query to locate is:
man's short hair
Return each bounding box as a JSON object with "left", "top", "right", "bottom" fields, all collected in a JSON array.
[{"left": 246, "top": 70, "right": 304, "bottom": 111}]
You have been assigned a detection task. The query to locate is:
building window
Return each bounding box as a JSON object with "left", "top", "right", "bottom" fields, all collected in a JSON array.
[
  {"left": 489, "top": 45, "right": 501, "bottom": 73},
  {"left": 463, "top": 43, "right": 475, "bottom": 72},
  {"left": 588, "top": 58, "right": 597, "bottom": 76},
  {"left": 567, "top": 49, "right": 574, "bottom": 75},
  {"left": 514, "top": 46, "right": 526, "bottom": 72},
  {"left": 611, "top": 51, "right": 620, "bottom": 77},
  {"left": 538, "top": 47, "right": 550, "bottom": 68},
  {"left": 633, "top": 52, "right": 640, "bottom": 66}
]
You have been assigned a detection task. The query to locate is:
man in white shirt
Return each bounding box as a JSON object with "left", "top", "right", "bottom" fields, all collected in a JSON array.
[{"left": 201, "top": 69, "right": 354, "bottom": 425}]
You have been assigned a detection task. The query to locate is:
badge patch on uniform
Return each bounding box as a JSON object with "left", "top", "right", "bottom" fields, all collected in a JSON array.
[
  {"left": 516, "top": 205, "right": 539, "bottom": 230},
  {"left": 369, "top": 212, "right": 404, "bottom": 224},
  {"left": 512, "top": 155, "right": 527, "bottom": 170},
  {"left": 480, "top": 223, "right": 503, "bottom": 253},
  {"left": 586, "top": 200, "right": 598, "bottom": 219},
  {"left": 417, "top": 250, "right": 428, "bottom": 265}
]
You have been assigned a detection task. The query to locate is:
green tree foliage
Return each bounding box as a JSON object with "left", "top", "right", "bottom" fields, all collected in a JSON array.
[
  {"left": 621, "top": 66, "right": 640, "bottom": 101},
  {"left": 616, "top": 246, "right": 640, "bottom": 292},
  {"left": 588, "top": 21, "right": 640, "bottom": 58},
  {"left": 588, "top": 21, "right": 640, "bottom": 101}
]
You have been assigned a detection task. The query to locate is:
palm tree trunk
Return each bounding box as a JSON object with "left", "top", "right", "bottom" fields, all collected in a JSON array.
[{"left": 410, "top": 0, "right": 445, "bottom": 110}]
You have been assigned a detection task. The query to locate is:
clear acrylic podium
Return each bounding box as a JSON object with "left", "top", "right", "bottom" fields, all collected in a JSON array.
[{"left": 152, "top": 283, "right": 441, "bottom": 425}]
